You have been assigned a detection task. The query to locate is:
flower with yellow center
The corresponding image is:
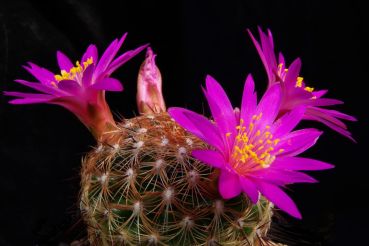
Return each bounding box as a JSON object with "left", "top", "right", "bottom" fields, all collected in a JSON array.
[
  {"left": 169, "top": 74, "right": 333, "bottom": 219},
  {"left": 247, "top": 27, "right": 356, "bottom": 140},
  {"left": 5, "top": 33, "right": 148, "bottom": 138}
]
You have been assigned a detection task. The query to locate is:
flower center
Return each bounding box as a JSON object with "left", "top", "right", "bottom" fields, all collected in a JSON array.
[
  {"left": 278, "top": 63, "right": 314, "bottom": 93},
  {"left": 52, "top": 57, "right": 93, "bottom": 87},
  {"left": 227, "top": 114, "right": 283, "bottom": 173}
]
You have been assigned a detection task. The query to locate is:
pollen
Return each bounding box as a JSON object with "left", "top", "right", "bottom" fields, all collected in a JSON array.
[
  {"left": 231, "top": 116, "right": 282, "bottom": 172},
  {"left": 304, "top": 86, "right": 314, "bottom": 92},
  {"left": 296, "top": 77, "right": 304, "bottom": 87},
  {"left": 54, "top": 57, "right": 93, "bottom": 83}
]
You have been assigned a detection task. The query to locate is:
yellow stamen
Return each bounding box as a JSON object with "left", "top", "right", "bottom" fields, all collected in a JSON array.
[
  {"left": 231, "top": 116, "right": 282, "bottom": 170},
  {"left": 54, "top": 57, "right": 94, "bottom": 83},
  {"left": 304, "top": 86, "right": 314, "bottom": 92},
  {"left": 296, "top": 77, "right": 304, "bottom": 87}
]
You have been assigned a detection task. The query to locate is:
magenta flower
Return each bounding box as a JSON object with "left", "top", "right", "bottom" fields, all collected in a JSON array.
[
  {"left": 5, "top": 33, "right": 147, "bottom": 138},
  {"left": 248, "top": 28, "right": 356, "bottom": 140},
  {"left": 168, "top": 75, "right": 333, "bottom": 218}
]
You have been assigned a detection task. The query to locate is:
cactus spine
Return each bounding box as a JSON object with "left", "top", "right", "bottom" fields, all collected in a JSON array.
[{"left": 80, "top": 113, "right": 278, "bottom": 245}]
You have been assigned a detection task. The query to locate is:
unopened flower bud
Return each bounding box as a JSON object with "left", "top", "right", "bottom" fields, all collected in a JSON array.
[{"left": 137, "top": 48, "right": 166, "bottom": 114}]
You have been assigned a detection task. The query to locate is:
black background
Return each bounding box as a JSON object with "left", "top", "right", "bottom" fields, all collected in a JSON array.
[{"left": 0, "top": 0, "right": 368, "bottom": 245}]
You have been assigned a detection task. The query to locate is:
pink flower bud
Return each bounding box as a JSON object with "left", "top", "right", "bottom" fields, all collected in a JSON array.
[{"left": 137, "top": 48, "right": 166, "bottom": 114}]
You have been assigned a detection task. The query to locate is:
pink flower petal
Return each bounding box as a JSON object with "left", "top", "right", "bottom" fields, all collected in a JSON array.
[
  {"left": 8, "top": 97, "right": 53, "bottom": 104},
  {"left": 257, "top": 182, "right": 302, "bottom": 219},
  {"left": 106, "top": 44, "right": 149, "bottom": 75},
  {"left": 284, "top": 58, "right": 301, "bottom": 88},
  {"left": 56, "top": 51, "right": 74, "bottom": 71},
  {"left": 82, "top": 65, "right": 95, "bottom": 87},
  {"left": 255, "top": 84, "right": 281, "bottom": 126},
  {"left": 253, "top": 169, "right": 317, "bottom": 185},
  {"left": 278, "top": 128, "right": 322, "bottom": 157},
  {"left": 309, "top": 98, "right": 344, "bottom": 107},
  {"left": 304, "top": 113, "right": 355, "bottom": 142},
  {"left": 191, "top": 150, "right": 225, "bottom": 169},
  {"left": 312, "top": 89, "right": 328, "bottom": 98},
  {"left": 240, "top": 74, "right": 257, "bottom": 125},
  {"left": 168, "top": 107, "right": 224, "bottom": 150},
  {"left": 168, "top": 107, "right": 205, "bottom": 137},
  {"left": 90, "top": 78, "right": 123, "bottom": 92},
  {"left": 307, "top": 107, "right": 356, "bottom": 122},
  {"left": 81, "top": 44, "right": 98, "bottom": 64},
  {"left": 183, "top": 110, "right": 226, "bottom": 150},
  {"left": 58, "top": 80, "right": 81, "bottom": 94},
  {"left": 94, "top": 33, "right": 127, "bottom": 78},
  {"left": 273, "top": 106, "right": 305, "bottom": 137},
  {"left": 24, "top": 63, "right": 55, "bottom": 85},
  {"left": 239, "top": 177, "right": 259, "bottom": 203},
  {"left": 4, "top": 91, "right": 54, "bottom": 99},
  {"left": 272, "top": 157, "right": 334, "bottom": 171},
  {"left": 14, "top": 79, "right": 62, "bottom": 96},
  {"left": 204, "top": 75, "right": 237, "bottom": 138},
  {"left": 247, "top": 28, "right": 275, "bottom": 85},
  {"left": 218, "top": 170, "right": 242, "bottom": 199}
]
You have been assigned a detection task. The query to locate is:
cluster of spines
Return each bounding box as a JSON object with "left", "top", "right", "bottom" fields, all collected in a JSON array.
[{"left": 80, "top": 113, "right": 277, "bottom": 245}]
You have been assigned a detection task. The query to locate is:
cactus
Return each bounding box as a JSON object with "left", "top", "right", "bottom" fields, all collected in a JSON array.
[
  {"left": 80, "top": 112, "right": 276, "bottom": 245},
  {"left": 5, "top": 29, "right": 354, "bottom": 246}
]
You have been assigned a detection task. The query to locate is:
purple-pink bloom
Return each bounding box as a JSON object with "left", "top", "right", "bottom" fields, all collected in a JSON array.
[
  {"left": 168, "top": 75, "right": 333, "bottom": 219},
  {"left": 248, "top": 28, "right": 356, "bottom": 140},
  {"left": 5, "top": 33, "right": 147, "bottom": 138}
]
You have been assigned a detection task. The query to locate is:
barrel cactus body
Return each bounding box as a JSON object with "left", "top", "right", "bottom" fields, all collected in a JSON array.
[{"left": 80, "top": 113, "right": 275, "bottom": 245}]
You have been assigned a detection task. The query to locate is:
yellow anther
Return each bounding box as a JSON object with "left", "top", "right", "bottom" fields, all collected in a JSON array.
[
  {"left": 83, "top": 57, "right": 93, "bottom": 68},
  {"left": 284, "top": 68, "right": 289, "bottom": 72},
  {"left": 231, "top": 117, "right": 279, "bottom": 169},
  {"left": 54, "top": 58, "right": 93, "bottom": 83},
  {"left": 304, "top": 86, "right": 314, "bottom": 92},
  {"left": 54, "top": 75, "right": 63, "bottom": 81},
  {"left": 273, "top": 139, "right": 280, "bottom": 145},
  {"left": 278, "top": 149, "right": 285, "bottom": 153},
  {"left": 249, "top": 123, "right": 254, "bottom": 131},
  {"left": 296, "top": 77, "right": 303, "bottom": 87},
  {"left": 226, "top": 132, "right": 232, "bottom": 137}
]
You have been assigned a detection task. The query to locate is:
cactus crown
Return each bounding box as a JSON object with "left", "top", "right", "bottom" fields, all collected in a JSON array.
[{"left": 81, "top": 113, "right": 275, "bottom": 245}]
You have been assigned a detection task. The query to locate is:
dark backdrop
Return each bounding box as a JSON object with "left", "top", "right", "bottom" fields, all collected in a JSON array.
[{"left": 0, "top": 0, "right": 368, "bottom": 245}]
